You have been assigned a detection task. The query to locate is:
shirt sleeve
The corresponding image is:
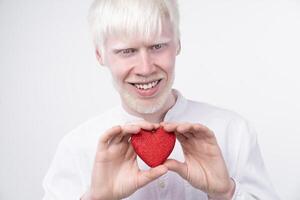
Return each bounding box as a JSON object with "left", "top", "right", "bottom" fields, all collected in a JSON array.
[
  {"left": 229, "top": 118, "right": 280, "bottom": 200},
  {"left": 42, "top": 136, "right": 87, "bottom": 200}
]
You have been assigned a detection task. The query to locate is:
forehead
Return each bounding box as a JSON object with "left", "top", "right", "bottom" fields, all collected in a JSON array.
[{"left": 105, "top": 19, "right": 175, "bottom": 49}]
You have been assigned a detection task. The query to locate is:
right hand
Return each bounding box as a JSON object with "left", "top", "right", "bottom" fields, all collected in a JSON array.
[{"left": 83, "top": 122, "right": 168, "bottom": 200}]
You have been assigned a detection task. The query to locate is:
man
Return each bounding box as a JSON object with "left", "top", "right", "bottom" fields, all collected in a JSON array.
[{"left": 43, "top": 0, "right": 280, "bottom": 199}]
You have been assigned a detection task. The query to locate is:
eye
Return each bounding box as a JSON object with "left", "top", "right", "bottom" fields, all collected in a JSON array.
[
  {"left": 120, "top": 48, "right": 136, "bottom": 55},
  {"left": 152, "top": 44, "right": 165, "bottom": 51},
  {"left": 153, "top": 44, "right": 162, "bottom": 50},
  {"left": 114, "top": 48, "right": 137, "bottom": 57}
]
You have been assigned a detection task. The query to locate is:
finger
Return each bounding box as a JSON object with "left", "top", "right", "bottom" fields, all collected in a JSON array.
[
  {"left": 120, "top": 122, "right": 158, "bottom": 144},
  {"left": 176, "top": 133, "right": 188, "bottom": 143},
  {"left": 122, "top": 124, "right": 141, "bottom": 135},
  {"left": 110, "top": 125, "right": 138, "bottom": 145},
  {"left": 98, "top": 126, "right": 122, "bottom": 149},
  {"left": 176, "top": 123, "right": 192, "bottom": 133},
  {"left": 121, "top": 134, "right": 131, "bottom": 143},
  {"left": 176, "top": 123, "right": 194, "bottom": 139},
  {"left": 177, "top": 123, "right": 215, "bottom": 139},
  {"left": 164, "top": 159, "right": 188, "bottom": 180},
  {"left": 109, "top": 132, "right": 125, "bottom": 145},
  {"left": 181, "top": 131, "right": 193, "bottom": 139},
  {"left": 191, "top": 123, "right": 215, "bottom": 139},
  {"left": 137, "top": 165, "right": 168, "bottom": 188},
  {"left": 160, "top": 121, "right": 170, "bottom": 127},
  {"left": 134, "top": 121, "right": 159, "bottom": 131},
  {"left": 161, "top": 122, "right": 178, "bottom": 132},
  {"left": 152, "top": 123, "right": 160, "bottom": 130},
  {"left": 107, "top": 124, "right": 140, "bottom": 146},
  {"left": 125, "top": 144, "right": 136, "bottom": 160},
  {"left": 163, "top": 122, "right": 188, "bottom": 141}
]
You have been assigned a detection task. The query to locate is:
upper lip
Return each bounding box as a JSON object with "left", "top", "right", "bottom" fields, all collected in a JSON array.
[{"left": 128, "top": 79, "right": 162, "bottom": 85}]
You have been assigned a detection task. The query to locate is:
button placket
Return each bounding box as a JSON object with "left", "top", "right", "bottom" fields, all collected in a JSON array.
[
  {"left": 158, "top": 179, "right": 166, "bottom": 189},
  {"left": 157, "top": 173, "right": 168, "bottom": 191}
]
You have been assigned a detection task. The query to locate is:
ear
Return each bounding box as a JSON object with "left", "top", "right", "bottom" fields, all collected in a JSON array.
[
  {"left": 95, "top": 49, "right": 105, "bottom": 66},
  {"left": 176, "top": 39, "right": 181, "bottom": 55}
]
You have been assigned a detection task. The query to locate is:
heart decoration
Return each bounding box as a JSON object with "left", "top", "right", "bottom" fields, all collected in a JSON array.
[{"left": 131, "top": 127, "right": 176, "bottom": 167}]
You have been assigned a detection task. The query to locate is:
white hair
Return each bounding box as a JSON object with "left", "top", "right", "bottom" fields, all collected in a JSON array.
[{"left": 88, "top": 0, "right": 180, "bottom": 50}]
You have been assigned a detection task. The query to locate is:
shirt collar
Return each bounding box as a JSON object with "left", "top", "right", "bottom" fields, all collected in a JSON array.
[{"left": 164, "top": 89, "right": 187, "bottom": 122}]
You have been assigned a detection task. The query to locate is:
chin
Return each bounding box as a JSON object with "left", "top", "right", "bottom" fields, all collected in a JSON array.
[
  {"left": 122, "top": 90, "right": 170, "bottom": 114},
  {"left": 113, "top": 73, "right": 175, "bottom": 115}
]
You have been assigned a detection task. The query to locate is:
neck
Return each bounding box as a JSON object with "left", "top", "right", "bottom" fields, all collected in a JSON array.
[{"left": 122, "top": 90, "right": 177, "bottom": 123}]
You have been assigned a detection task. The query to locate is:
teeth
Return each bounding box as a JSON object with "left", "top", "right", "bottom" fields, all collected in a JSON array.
[{"left": 134, "top": 80, "right": 159, "bottom": 90}]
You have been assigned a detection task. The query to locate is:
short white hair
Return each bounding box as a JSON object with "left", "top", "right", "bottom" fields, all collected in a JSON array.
[{"left": 88, "top": 0, "right": 180, "bottom": 50}]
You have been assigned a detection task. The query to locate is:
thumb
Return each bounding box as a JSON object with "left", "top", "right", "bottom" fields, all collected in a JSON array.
[
  {"left": 137, "top": 165, "right": 168, "bottom": 188},
  {"left": 164, "top": 159, "right": 187, "bottom": 179}
]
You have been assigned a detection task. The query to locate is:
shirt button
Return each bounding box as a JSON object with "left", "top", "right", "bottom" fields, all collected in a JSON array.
[{"left": 158, "top": 180, "right": 165, "bottom": 189}]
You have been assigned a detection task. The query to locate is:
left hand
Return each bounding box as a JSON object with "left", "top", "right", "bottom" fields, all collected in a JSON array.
[{"left": 161, "top": 122, "right": 235, "bottom": 200}]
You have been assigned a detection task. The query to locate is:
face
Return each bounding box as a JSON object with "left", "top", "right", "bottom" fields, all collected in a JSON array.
[{"left": 97, "top": 20, "right": 180, "bottom": 114}]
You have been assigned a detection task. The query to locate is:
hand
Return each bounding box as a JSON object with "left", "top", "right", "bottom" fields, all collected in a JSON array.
[
  {"left": 85, "top": 122, "right": 168, "bottom": 200},
  {"left": 161, "top": 122, "right": 235, "bottom": 200}
]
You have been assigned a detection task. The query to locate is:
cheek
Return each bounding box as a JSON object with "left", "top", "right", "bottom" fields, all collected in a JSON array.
[
  {"left": 109, "top": 67, "right": 128, "bottom": 84},
  {"left": 155, "top": 51, "right": 176, "bottom": 73},
  {"left": 107, "top": 57, "right": 133, "bottom": 82}
]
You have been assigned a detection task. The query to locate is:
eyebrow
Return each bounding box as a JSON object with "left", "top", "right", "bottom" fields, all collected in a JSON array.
[
  {"left": 110, "top": 37, "right": 173, "bottom": 52},
  {"left": 111, "top": 47, "right": 135, "bottom": 54},
  {"left": 152, "top": 37, "right": 172, "bottom": 44}
]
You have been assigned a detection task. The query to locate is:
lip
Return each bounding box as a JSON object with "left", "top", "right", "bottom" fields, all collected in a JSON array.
[{"left": 129, "top": 79, "right": 162, "bottom": 98}]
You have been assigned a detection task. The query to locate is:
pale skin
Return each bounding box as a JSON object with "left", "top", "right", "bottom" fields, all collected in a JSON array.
[
  {"left": 82, "top": 121, "right": 235, "bottom": 200},
  {"left": 82, "top": 19, "right": 235, "bottom": 200},
  {"left": 161, "top": 122, "right": 235, "bottom": 200},
  {"left": 82, "top": 122, "right": 169, "bottom": 200}
]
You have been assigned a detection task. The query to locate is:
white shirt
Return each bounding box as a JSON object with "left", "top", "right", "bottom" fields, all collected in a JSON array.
[{"left": 43, "top": 90, "right": 280, "bottom": 200}]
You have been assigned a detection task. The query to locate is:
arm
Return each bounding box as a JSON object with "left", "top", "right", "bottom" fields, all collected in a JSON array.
[
  {"left": 43, "top": 136, "right": 86, "bottom": 200},
  {"left": 162, "top": 122, "right": 235, "bottom": 199},
  {"left": 81, "top": 122, "right": 168, "bottom": 200},
  {"left": 43, "top": 122, "right": 167, "bottom": 200},
  {"left": 161, "top": 119, "right": 280, "bottom": 200},
  {"left": 228, "top": 118, "right": 280, "bottom": 200}
]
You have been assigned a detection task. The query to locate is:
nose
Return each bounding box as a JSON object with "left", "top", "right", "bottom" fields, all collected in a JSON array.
[{"left": 134, "top": 50, "right": 156, "bottom": 76}]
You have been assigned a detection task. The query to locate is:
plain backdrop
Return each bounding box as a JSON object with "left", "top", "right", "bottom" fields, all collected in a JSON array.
[{"left": 1, "top": 0, "right": 300, "bottom": 199}]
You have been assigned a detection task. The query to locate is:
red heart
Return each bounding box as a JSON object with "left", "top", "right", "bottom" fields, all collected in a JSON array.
[{"left": 131, "top": 127, "right": 176, "bottom": 167}]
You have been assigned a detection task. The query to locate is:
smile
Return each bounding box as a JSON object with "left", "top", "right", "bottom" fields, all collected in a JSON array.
[{"left": 130, "top": 79, "right": 161, "bottom": 90}]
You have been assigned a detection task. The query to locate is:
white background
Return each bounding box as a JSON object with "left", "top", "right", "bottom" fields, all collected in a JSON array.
[{"left": 1, "top": 0, "right": 300, "bottom": 199}]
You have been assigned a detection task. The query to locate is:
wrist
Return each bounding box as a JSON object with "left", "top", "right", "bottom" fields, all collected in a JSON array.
[
  {"left": 80, "top": 190, "right": 115, "bottom": 200},
  {"left": 80, "top": 190, "right": 97, "bottom": 200},
  {"left": 208, "top": 178, "right": 236, "bottom": 200}
]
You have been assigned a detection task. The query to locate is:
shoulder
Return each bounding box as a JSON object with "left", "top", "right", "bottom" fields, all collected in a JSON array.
[
  {"left": 58, "top": 106, "right": 123, "bottom": 151},
  {"left": 184, "top": 99, "right": 245, "bottom": 123},
  {"left": 183, "top": 99, "right": 256, "bottom": 140}
]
